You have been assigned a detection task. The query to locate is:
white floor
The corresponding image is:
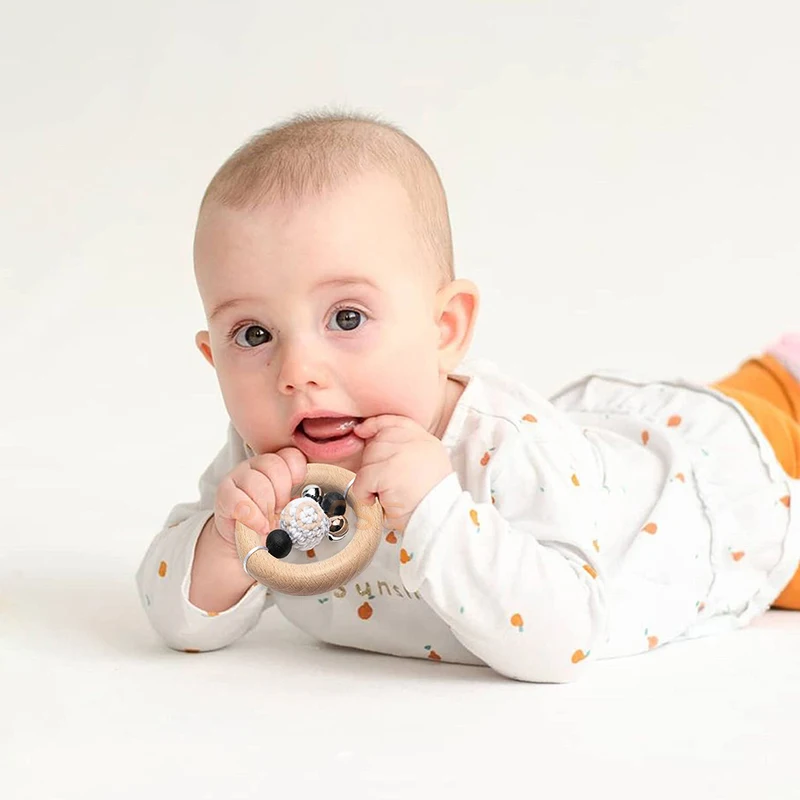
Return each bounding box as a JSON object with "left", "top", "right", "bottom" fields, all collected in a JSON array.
[{"left": 4, "top": 546, "right": 800, "bottom": 800}]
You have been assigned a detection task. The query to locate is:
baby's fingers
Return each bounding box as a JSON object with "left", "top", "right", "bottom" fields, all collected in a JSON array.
[
  {"left": 247, "top": 452, "right": 304, "bottom": 526},
  {"left": 349, "top": 461, "right": 382, "bottom": 507},
  {"left": 233, "top": 469, "right": 282, "bottom": 534},
  {"left": 274, "top": 446, "right": 309, "bottom": 490},
  {"left": 217, "top": 478, "right": 274, "bottom": 536},
  {"left": 218, "top": 449, "right": 309, "bottom": 541}
]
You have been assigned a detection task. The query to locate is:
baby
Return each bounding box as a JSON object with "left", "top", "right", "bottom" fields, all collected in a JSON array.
[{"left": 136, "top": 111, "right": 800, "bottom": 683}]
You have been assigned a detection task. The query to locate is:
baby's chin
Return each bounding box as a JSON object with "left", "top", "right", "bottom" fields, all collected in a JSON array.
[
  {"left": 279, "top": 442, "right": 363, "bottom": 477},
  {"left": 318, "top": 451, "right": 363, "bottom": 476}
]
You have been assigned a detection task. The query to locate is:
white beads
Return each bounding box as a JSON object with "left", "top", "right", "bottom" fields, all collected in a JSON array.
[{"left": 279, "top": 497, "right": 329, "bottom": 551}]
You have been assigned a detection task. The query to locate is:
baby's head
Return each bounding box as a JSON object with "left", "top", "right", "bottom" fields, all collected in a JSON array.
[{"left": 193, "top": 110, "right": 479, "bottom": 473}]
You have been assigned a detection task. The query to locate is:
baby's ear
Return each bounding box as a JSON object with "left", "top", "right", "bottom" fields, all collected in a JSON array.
[
  {"left": 195, "top": 331, "right": 215, "bottom": 367},
  {"left": 435, "top": 278, "right": 480, "bottom": 372}
]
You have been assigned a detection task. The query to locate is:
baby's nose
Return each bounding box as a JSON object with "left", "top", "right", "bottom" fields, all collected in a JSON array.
[{"left": 277, "top": 341, "right": 330, "bottom": 392}]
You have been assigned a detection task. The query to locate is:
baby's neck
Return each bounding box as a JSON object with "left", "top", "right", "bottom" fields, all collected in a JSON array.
[{"left": 433, "top": 375, "right": 467, "bottom": 440}]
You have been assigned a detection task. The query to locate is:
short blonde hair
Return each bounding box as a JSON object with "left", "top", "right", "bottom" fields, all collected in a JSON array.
[{"left": 199, "top": 109, "right": 455, "bottom": 288}]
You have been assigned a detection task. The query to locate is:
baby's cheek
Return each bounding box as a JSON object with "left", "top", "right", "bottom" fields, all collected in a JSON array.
[{"left": 366, "top": 364, "right": 439, "bottom": 424}]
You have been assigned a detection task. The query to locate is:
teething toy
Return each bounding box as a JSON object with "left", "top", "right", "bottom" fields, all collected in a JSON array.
[{"left": 235, "top": 463, "right": 384, "bottom": 596}]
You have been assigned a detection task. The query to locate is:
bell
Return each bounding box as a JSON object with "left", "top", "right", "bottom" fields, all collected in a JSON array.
[
  {"left": 301, "top": 484, "right": 323, "bottom": 504},
  {"left": 327, "top": 515, "right": 349, "bottom": 541}
]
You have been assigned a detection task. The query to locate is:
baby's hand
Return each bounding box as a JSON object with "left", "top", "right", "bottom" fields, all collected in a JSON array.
[
  {"left": 350, "top": 415, "right": 454, "bottom": 533},
  {"left": 213, "top": 447, "right": 309, "bottom": 547}
]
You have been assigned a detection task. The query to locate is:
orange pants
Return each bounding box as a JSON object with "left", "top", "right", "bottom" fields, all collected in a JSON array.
[{"left": 711, "top": 354, "right": 800, "bottom": 609}]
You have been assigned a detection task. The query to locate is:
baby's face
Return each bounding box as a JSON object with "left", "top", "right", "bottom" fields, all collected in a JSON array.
[{"left": 194, "top": 170, "right": 453, "bottom": 474}]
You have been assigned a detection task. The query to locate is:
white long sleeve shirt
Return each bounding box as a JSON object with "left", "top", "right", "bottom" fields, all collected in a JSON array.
[{"left": 136, "top": 357, "right": 800, "bottom": 682}]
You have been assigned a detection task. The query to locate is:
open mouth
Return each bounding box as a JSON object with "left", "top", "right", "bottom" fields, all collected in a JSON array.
[{"left": 297, "top": 417, "right": 363, "bottom": 443}]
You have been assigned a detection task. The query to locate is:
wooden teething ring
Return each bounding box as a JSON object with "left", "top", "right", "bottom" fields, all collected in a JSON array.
[{"left": 234, "top": 463, "right": 384, "bottom": 596}]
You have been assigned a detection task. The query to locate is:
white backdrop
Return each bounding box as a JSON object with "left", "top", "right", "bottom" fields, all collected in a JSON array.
[{"left": 3, "top": 2, "right": 800, "bottom": 798}]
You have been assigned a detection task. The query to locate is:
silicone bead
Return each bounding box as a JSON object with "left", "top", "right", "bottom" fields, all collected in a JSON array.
[{"left": 266, "top": 529, "right": 292, "bottom": 559}]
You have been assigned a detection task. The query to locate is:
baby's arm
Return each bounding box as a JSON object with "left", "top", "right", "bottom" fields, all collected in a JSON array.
[
  {"left": 135, "top": 423, "right": 274, "bottom": 652},
  {"left": 399, "top": 425, "right": 607, "bottom": 683}
]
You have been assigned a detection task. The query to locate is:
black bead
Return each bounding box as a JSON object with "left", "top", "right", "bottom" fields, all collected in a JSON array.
[
  {"left": 321, "top": 490, "right": 347, "bottom": 517},
  {"left": 266, "top": 529, "right": 292, "bottom": 559}
]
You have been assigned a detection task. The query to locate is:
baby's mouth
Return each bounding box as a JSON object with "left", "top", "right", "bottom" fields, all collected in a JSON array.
[{"left": 298, "top": 417, "right": 362, "bottom": 443}]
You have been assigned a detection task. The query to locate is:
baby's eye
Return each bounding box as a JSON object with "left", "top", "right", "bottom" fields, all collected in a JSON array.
[
  {"left": 328, "top": 307, "right": 365, "bottom": 332},
  {"left": 233, "top": 325, "right": 272, "bottom": 348}
]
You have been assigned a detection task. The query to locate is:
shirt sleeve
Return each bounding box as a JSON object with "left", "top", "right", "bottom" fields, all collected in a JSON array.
[
  {"left": 398, "top": 421, "right": 608, "bottom": 683},
  {"left": 135, "top": 422, "right": 275, "bottom": 652}
]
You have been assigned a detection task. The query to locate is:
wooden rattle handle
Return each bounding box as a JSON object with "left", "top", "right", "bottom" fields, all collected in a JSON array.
[{"left": 234, "top": 462, "right": 384, "bottom": 596}]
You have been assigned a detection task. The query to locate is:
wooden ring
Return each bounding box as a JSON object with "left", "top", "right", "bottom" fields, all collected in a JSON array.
[{"left": 234, "top": 462, "right": 384, "bottom": 596}]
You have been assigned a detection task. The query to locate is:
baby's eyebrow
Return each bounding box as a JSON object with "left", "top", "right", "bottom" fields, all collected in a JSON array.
[
  {"left": 316, "top": 276, "right": 380, "bottom": 291},
  {"left": 209, "top": 276, "right": 380, "bottom": 323},
  {"left": 209, "top": 296, "right": 257, "bottom": 323}
]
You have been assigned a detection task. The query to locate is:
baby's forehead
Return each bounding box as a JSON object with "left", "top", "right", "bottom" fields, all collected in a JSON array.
[
  {"left": 199, "top": 174, "right": 419, "bottom": 255},
  {"left": 265, "top": 167, "right": 413, "bottom": 213},
  {"left": 195, "top": 169, "right": 446, "bottom": 307}
]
